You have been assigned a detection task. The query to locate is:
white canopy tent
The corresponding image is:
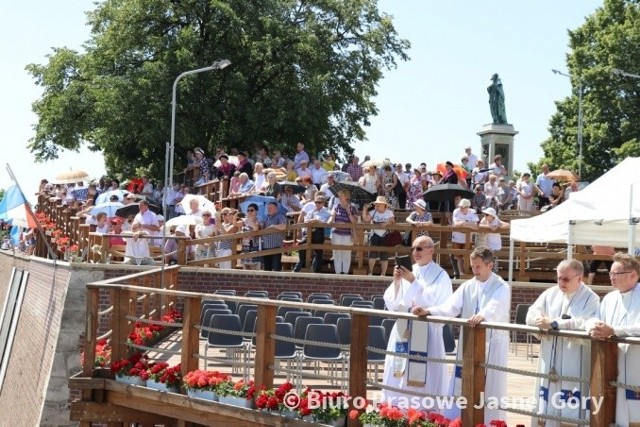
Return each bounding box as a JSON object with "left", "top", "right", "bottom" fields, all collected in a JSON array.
[{"left": 508, "top": 157, "right": 640, "bottom": 280}]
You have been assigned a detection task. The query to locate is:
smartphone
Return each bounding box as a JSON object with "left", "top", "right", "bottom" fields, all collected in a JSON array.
[{"left": 395, "top": 255, "right": 413, "bottom": 271}]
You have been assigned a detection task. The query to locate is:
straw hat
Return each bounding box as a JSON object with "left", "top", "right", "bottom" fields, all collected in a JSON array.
[{"left": 372, "top": 196, "right": 390, "bottom": 207}]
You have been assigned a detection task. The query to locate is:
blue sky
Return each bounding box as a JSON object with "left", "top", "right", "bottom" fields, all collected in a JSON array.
[{"left": 0, "top": 0, "right": 602, "bottom": 203}]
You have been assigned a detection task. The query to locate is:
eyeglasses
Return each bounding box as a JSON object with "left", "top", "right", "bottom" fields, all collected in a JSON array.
[
  {"left": 202, "top": 214, "right": 211, "bottom": 217},
  {"left": 609, "top": 271, "right": 630, "bottom": 277},
  {"left": 557, "top": 274, "right": 580, "bottom": 283},
  {"left": 412, "top": 246, "right": 434, "bottom": 252}
]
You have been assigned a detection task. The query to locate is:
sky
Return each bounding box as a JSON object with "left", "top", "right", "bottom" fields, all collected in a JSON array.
[{"left": 0, "top": 0, "right": 603, "bottom": 204}]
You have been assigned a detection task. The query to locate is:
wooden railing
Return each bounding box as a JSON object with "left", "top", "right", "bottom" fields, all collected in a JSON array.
[{"left": 69, "top": 266, "right": 633, "bottom": 426}]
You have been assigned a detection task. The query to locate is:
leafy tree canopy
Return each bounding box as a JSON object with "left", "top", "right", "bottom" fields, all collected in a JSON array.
[
  {"left": 27, "top": 0, "right": 409, "bottom": 180},
  {"left": 532, "top": 0, "right": 640, "bottom": 182}
]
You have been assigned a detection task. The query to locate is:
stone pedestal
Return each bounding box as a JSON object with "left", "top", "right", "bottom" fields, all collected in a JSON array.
[{"left": 477, "top": 123, "right": 518, "bottom": 179}]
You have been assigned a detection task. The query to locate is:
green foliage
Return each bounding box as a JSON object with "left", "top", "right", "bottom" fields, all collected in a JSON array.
[
  {"left": 27, "top": 0, "right": 409, "bottom": 181},
  {"left": 538, "top": 0, "right": 640, "bottom": 182}
]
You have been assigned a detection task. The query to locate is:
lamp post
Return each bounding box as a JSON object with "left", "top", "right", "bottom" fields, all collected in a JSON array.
[
  {"left": 167, "top": 59, "right": 231, "bottom": 192},
  {"left": 552, "top": 69, "right": 583, "bottom": 179},
  {"left": 612, "top": 68, "right": 640, "bottom": 79}
]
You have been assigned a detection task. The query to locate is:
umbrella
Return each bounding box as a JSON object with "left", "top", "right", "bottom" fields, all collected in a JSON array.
[
  {"left": 165, "top": 215, "right": 204, "bottom": 228},
  {"left": 436, "top": 163, "right": 469, "bottom": 180},
  {"left": 362, "top": 158, "right": 390, "bottom": 168},
  {"left": 280, "top": 181, "right": 306, "bottom": 195},
  {"left": 547, "top": 169, "right": 578, "bottom": 182},
  {"left": 328, "top": 181, "right": 377, "bottom": 206},
  {"left": 240, "top": 195, "right": 288, "bottom": 222},
  {"left": 214, "top": 155, "right": 240, "bottom": 167},
  {"left": 422, "top": 183, "right": 474, "bottom": 203},
  {"left": 115, "top": 203, "right": 162, "bottom": 218},
  {"left": 95, "top": 189, "right": 127, "bottom": 205},
  {"left": 53, "top": 169, "right": 90, "bottom": 184},
  {"left": 263, "top": 167, "right": 287, "bottom": 181},
  {"left": 89, "top": 202, "right": 123, "bottom": 217},
  {"left": 179, "top": 194, "right": 217, "bottom": 214},
  {"left": 329, "top": 171, "right": 352, "bottom": 182}
]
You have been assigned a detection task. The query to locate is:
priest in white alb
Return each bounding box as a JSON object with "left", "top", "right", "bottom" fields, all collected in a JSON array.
[
  {"left": 587, "top": 252, "right": 640, "bottom": 427},
  {"left": 412, "top": 246, "right": 511, "bottom": 424},
  {"left": 382, "top": 236, "right": 452, "bottom": 410},
  {"left": 527, "top": 259, "right": 600, "bottom": 427}
]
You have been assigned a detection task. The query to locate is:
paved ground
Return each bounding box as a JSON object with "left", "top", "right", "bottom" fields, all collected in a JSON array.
[{"left": 153, "top": 331, "right": 540, "bottom": 426}]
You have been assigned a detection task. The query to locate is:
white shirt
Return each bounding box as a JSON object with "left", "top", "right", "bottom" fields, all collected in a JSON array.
[{"left": 451, "top": 208, "right": 478, "bottom": 243}]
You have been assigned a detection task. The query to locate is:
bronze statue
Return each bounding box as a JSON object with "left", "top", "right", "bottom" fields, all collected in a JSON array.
[{"left": 488, "top": 73, "right": 508, "bottom": 124}]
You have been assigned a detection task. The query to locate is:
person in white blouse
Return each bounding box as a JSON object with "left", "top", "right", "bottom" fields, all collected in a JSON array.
[{"left": 586, "top": 253, "right": 640, "bottom": 427}]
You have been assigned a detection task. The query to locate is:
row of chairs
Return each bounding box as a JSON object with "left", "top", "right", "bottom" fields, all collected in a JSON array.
[{"left": 213, "top": 289, "right": 386, "bottom": 309}]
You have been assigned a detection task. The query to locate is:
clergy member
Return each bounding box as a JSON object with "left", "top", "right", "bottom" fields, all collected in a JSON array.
[
  {"left": 587, "top": 252, "right": 640, "bottom": 427},
  {"left": 412, "top": 246, "right": 510, "bottom": 423},
  {"left": 382, "top": 236, "right": 452, "bottom": 410},
  {"left": 527, "top": 259, "right": 600, "bottom": 427}
]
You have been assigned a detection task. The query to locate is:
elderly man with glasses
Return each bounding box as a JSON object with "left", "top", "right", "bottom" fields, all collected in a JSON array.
[
  {"left": 527, "top": 259, "right": 600, "bottom": 427},
  {"left": 382, "top": 236, "right": 452, "bottom": 410},
  {"left": 587, "top": 253, "right": 640, "bottom": 427},
  {"left": 413, "top": 246, "right": 510, "bottom": 423}
]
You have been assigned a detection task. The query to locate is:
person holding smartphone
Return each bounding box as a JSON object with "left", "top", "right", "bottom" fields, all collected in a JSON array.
[{"left": 381, "top": 236, "right": 452, "bottom": 410}]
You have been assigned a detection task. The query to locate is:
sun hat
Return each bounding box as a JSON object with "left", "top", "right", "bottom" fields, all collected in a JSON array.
[
  {"left": 372, "top": 196, "right": 390, "bottom": 206},
  {"left": 414, "top": 199, "right": 427, "bottom": 210},
  {"left": 482, "top": 207, "right": 497, "bottom": 217},
  {"left": 458, "top": 198, "right": 471, "bottom": 208},
  {"left": 175, "top": 224, "right": 188, "bottom": 235}
]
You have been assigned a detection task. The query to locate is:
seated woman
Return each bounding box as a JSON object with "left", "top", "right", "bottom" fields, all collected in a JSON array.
[
  {"left": 261, "top": 172, "right": 282, "bottom": 200},
  {"left": 240, "top": 203, "right": 262, "bottom": 270},
  {"left": 163, "top": 224, "right": 195, "bottom": 265},
  {"left": 362, "top": 196, "right": 396, "bottom": 276},
  {"left": 544, "top": 182, "right": 564, "bottom": 211},
  {"left": 300, "top": 176, "right": 317, "bottom": 203},
  {"left": 230, "top": 172, "right": 254, "bottom": 197}
]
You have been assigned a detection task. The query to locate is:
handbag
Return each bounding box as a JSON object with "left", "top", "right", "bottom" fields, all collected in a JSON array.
[{"left": 382, "top": 230, "right": 403, "bottom": 246}]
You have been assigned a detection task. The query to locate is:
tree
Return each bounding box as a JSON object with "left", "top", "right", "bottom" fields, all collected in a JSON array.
[
  {"left": 27, "top": 0, "right": 409, "bottom": 180},
  {"left": 534, "top": 0, "right": 640, "bottom": 182}
]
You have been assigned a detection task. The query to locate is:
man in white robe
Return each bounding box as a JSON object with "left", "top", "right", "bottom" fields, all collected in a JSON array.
[
  {"left": 587, "top": 252, "right": 640, "bottom": 427},
  {"left": 527, "top": 259, "right": 600, "bottom": 427},
  {"left": 382, "top": 236, "right": 452, "bottom": 411},
  {"left": 413, "top": 246, "right": 511, "bottom": 424}
]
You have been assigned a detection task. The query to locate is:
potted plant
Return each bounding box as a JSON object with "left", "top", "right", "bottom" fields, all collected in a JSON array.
[
  {"left": 299, "top": 389, "right": 348, "bottom": 426},
  {"left": 183, "top": 369, "right": 231, "bottom": 401},
  {"left": 80, "top": 339, "right": 111, "bottom": 368},
  {"left": 254, "top": 381, "right": 296, "bottom": 416},
  {"left": 217, "top": 378, "right": 256, "bottom": 408},
  {"left": 143, "top": 362, "right": 182, "bottom": 393},
  {"left": 110, "top": 352, "right": 149, "bottom": 386}
]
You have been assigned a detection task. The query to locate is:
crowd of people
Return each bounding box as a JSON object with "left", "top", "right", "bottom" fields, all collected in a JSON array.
[{"left": 28, "top": 142, "right": 580, "bottom": 273}]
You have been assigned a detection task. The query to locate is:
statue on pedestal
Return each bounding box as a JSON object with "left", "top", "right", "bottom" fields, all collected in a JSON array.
[{"left": 488, "top": 73, "right": 508, "bottom": 125}]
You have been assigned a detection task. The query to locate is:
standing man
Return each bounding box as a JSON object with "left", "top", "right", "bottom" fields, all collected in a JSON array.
[
  {"left": 527, "top": 260, "right": 600, "bottom": 427},
  {"left": 293, "top": 142, "right": 310, "bottom": 170},
  {"left": 413, "top": 247, "right": 510, "bottom": 423},
  {"left": 464, "top": 146, "right": 478, "bottom": 171},
  {"left": 133, "top": 200, "right": 160, "bottom": 234},
  {"left": 382, "top": 236, "right": 452, "bottom": 410},
  {"left": 488, "top": 73, "right": 508, "bottom": 125},
  {"left": 260, "top": 201, "right": 287, "bottom": 271},
  {"left": 535, "top": 164, "right": 555, "bottom": 210},
  {"left": 586, "top": 253, "right": 640, "bottom": 426}
]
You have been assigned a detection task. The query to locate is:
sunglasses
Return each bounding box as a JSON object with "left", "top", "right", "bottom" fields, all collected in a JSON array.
[
  {"left": 202, "top": 214, "right": 211, "bottom": 217},
  {"left": 247, "top": 209, "right": 256, "bottom": 212},
  {"left": 412, "top": 246, "right": 433, "bottom": 252}
]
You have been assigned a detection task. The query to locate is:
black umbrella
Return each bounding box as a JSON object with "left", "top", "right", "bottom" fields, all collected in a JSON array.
[
  {"left": 328, "top": 181, "right": 377, "bottom": 206},
  {"left": 280, "top": 181, "right": 306, "bottom": 194},
  {"left": 422, "top": 184, "right": 474, "bottom": 203},
  {"left": 115, "top": 203, "right": 163, "bottom": 218}
]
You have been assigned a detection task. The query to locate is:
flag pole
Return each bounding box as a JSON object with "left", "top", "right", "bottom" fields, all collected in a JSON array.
[{"left": 5, "top": 163, "right": 58, "bottom": 261}]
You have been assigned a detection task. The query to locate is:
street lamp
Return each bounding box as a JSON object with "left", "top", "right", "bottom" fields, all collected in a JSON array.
[
  {"left": 167, "top": 59, "right": 231, "bottom": 192},
  {"left": 612, "top": 68, "right": 640, "bottom": 79},
  {"left": 552, "top": 69, "right": 583, "bottom": 179}
]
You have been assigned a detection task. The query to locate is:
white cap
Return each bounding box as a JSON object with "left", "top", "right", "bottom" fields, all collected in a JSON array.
[
  {"left": 458, "top": 198, "right": 471, "bottom": 208},
  {"left": 175, "top": 224, "right": 188, "bottom": 235}
]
